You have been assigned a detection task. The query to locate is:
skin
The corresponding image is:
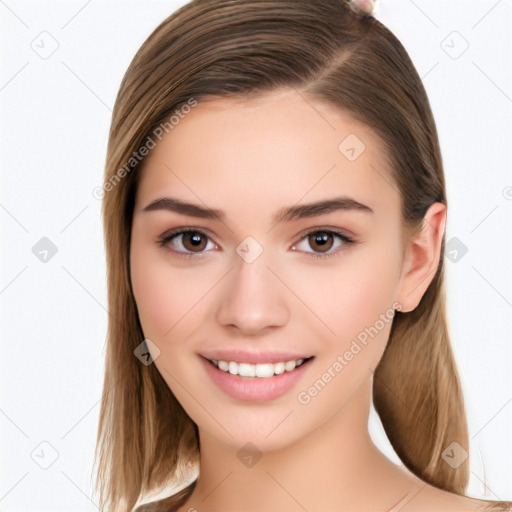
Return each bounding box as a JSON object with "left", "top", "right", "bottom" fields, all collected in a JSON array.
[{"left": 130, "top": 89, "right": 483, "bottom": 511}]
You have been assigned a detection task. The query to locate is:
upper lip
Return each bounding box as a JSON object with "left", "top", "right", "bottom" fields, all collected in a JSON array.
[{"left": 200, "top": 349, "right": 313, "bottom": 365}]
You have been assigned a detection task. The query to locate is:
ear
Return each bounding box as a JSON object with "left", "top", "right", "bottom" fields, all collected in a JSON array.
[{"left": 396, "top": 202, "right": 447, "bottom": 313}]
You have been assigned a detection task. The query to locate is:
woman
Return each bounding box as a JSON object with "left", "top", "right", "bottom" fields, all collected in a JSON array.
[{"left": 92, "top": 0, "right": 512, "bottom": 510}]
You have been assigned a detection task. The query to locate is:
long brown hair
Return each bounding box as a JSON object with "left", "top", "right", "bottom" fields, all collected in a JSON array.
[{"left": 92, "top": 1, "right": 511, "bottom": 510}]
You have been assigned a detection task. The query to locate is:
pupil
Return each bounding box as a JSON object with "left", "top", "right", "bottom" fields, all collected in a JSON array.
[
  {"left": 310, "top": 232, "right": 332, "bottom": 253},
  {"left": 190, "top": 234, "right": 202, "bottom": 245},
  {"left": 185, "top": 232, "right": 206, "bottom": 251}
]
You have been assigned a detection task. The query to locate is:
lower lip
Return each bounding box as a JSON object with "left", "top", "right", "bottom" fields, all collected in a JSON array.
[{"left": 200, "top": 356, "right": 313, "bottom": 401}]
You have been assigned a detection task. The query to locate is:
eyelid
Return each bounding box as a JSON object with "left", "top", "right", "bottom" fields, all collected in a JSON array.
[{"left": 294, "top": 225, "right": 355, "bottom": 243}]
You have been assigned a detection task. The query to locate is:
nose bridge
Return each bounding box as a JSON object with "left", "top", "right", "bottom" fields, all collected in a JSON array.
[{"left": 215, "top": 238, "right": 290, "bottom": 334}]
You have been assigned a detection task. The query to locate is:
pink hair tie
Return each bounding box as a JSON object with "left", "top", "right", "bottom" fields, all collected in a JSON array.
[{"left": 348, "top": 0, "right": 378, "bottom": 17}]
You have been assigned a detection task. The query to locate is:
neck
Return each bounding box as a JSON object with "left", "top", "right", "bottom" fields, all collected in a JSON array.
[{"left": 180, "top": 379, "right": 417, "bottom": 511}]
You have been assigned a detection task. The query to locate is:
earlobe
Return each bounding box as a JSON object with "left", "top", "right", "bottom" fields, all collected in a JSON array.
[{"left": 397, "top": 202, "right": 447, "bottom": 313}]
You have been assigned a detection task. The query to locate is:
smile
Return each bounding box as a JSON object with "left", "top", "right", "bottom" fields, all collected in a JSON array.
[
  {"left": 201, "top": 355, "right": 314, "bottom": 401},
  {"left": 209, "top": 358, "right": 310, "bottom": 378}
]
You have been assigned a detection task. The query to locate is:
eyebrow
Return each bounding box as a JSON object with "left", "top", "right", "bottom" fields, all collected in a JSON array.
[{"left": 141, "top": 195, "right": 374, "bottom": 223}]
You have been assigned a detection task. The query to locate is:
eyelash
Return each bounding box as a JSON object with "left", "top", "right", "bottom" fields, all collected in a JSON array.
[{"left": 156, "top": 227, "right": 355, "bottom": 260}]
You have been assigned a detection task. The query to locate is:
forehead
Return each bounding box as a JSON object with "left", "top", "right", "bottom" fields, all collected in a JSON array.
[{"left": 134, "top": 89, "right": 400, "bottom": 219}]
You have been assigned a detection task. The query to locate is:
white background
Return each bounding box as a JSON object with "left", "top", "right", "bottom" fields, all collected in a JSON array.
[{"left": 0, "top": 1, "right": 511, "bottom": 510}]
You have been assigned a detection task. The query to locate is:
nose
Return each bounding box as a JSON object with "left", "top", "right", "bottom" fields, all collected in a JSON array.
[{"left": 215, "top": 249, "right": 290, "bottom": 336}]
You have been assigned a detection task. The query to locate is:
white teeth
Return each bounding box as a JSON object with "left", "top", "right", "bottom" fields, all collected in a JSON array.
[
  {"left": 255, "top": 363, "right": 274, "bottom": 378},
  {"left": 285, "top": 360, "right": 296, "bottom": 372},
  {"left": 239, "top": 363, "right": 256, "bottom": 377},
  {"left": 211, "top": 358, "right": 308, "bottom": 378},
  {"left": 273, "top": 362, "right": 285, "bottom": 375},
  {"left": 218, "top": 360, "right": 229, "bottom": 371}
]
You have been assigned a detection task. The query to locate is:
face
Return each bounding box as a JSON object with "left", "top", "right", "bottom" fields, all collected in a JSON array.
[{"left": 129, "top": 89, "right": 407, "bottom": 451}]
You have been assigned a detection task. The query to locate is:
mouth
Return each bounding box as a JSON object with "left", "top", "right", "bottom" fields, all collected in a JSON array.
[
  {"left": 199, "top": 354, "right": 315, "bottom": 401},
  {"left": 204, "top": 356, "right": 314, "bottom": 378}
]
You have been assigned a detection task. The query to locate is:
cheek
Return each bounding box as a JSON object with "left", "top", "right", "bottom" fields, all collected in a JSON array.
[
  {"left": 291, "top": 253, "right": 399, "bottom": 420},
  {"left": 130, "top": 242, "right": 208, "bottom": 340},
  {"left": 287, "top": 246, "right": 401, "bottom": 342}
]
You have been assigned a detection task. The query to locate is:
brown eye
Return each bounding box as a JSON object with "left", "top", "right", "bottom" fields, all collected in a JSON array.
[
  {"left": 307, "top": 231, "right": 334, "bottom": 253},
  {"left": 157, "top": 229, "right": 217, "bottom": 256},
  {"left": 181, "top": 231, "right": 208, "bottom": 252},
  {"left": 291, "top": 229, "right": 354, "bottom": 258}
]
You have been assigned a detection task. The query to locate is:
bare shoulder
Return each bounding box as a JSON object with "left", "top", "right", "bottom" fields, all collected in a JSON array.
[{"left": 396, "top": 482, "right": 512, "bottom": 512}]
